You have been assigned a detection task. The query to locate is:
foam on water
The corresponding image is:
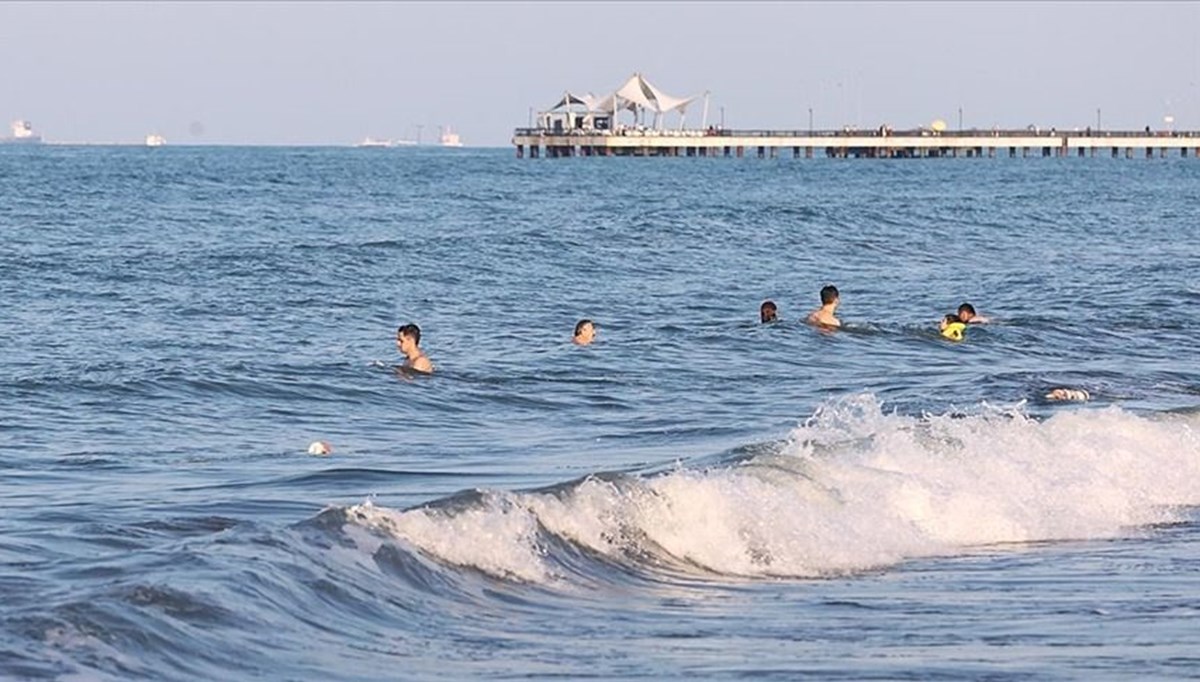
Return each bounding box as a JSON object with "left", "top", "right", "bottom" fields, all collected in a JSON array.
[{"left": 345, "top": 394, "right": 1200, "bottom": 582}]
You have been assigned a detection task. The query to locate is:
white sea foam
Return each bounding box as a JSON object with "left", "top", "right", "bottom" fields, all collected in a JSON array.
[
  {"left": 348, "top": 394, "right": 1200, "bottom": 582},
  {"left": 348, "top": 491, "right": 555, "bottom": 583}
]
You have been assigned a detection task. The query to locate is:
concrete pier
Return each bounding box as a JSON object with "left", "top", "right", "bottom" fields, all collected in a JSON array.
[{"left": 513, "top": 127, "right": 1200, "bottom": 159}]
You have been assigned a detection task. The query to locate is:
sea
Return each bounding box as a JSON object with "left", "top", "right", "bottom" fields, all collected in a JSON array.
[{"left": 2, "top": 144, "right": 1199, "bottom": 681}]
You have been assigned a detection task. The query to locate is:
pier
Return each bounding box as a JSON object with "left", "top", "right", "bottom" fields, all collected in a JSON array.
[{"left": 513, "top": 127, "right": 1200, "bottom": 159}]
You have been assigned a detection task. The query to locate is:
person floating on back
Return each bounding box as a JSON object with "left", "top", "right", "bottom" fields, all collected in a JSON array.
[
  {"left": 1046, "top": 387, "right": 1090, "bottom": 402},
  {"left": 573, "top": 319, "right": 596, "bottom": 346},
  {"left": 806, "top": 285, "right": 841, "bottom": 328},
  {"left": 940, "top": 313, "right": 967, "bottom": 341},
  {"left": 396, "top": 323, "right": 434, "bottom": 373},
  {"left": 760, "top": 300, "right": 778, "bottom": 324},
  {"left": 957, "top": 302, "right": 990, "bottom": 324}
]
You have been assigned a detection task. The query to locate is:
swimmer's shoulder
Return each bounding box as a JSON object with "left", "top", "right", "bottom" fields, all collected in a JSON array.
[{"left": 806, "top": 311, "right": 840, "bottom": 328}]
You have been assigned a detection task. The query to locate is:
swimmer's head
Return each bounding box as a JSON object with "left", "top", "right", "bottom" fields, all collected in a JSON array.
[
  {"left": 820, "top": 285, "right": 839, "bottom": 306},
  {"left": 397, "top": 323, "right": 422, "bottom": 352},
  {"left": 573, "top": 319, "right": 595, "bottom": 345},
  {"left": 760, "top": 300, "right": 778, "bottom": 323},
  {"left": 957, "top": 303, "right": 977, "bottom": 323}
]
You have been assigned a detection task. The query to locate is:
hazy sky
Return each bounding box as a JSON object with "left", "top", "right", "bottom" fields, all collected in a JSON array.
[{"left": 3, "top": 1, "right": 1198, "bottom": 146}]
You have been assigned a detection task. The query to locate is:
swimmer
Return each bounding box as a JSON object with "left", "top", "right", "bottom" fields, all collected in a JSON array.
[
  {"left": 806, "top": 285, "right": 841, "bottom": 328},
  {"left": 573, "top": 319, "right": 596, "bottom": 346},
  {"left": 1045, "top": 388, "right": 1090, "bottom": 402},
  {"left": 940, "top": 313, "right": 967, "bottom": 341},
  {"left": 396, "top": 323, "right": 434, "bottom": 373},
  {"left": 957, "top": 302, "right": 990, "bottom": 324},
  {"left": 760, "top": 300, "right": 778, "bottom": 324}
]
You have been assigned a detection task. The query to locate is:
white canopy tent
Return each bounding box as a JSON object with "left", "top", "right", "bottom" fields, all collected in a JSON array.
[
  {"left": 541, "top": 92, "right": 602, "bottom": 131},
  {"left": 541, "top": 73, "right": 709, "bottom": 132}
]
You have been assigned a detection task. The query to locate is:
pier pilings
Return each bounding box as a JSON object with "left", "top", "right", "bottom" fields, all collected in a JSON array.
[{"left": 514, "top": 128, "right": 1200, "bottom": 160}]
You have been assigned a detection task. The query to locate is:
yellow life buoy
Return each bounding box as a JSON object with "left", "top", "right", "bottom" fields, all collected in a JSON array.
[{"left": 940, "top": 321, "right": 966, "bottom": 341}]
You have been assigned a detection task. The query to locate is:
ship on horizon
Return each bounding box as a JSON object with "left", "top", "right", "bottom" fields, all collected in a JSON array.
[
  {"left": 354, "top": 136, "right": 417, "bottom": 148},
  {"left": 1, "top": 120, "right": 43, "bottom": 145},
  {"left": 439, "top": 125, "right": 463, "bottom": 147}
]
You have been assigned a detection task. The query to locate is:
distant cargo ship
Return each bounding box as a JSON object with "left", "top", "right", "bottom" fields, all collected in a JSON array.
[
  {"left": 1, "top": 120, "right": 43, "bottom": 145},
  {"left": 355, "top": 137, "right": 392, "bottom": 148},
  {"left": 145, "top": 134, "right": 166, "bottom": 147},
  {"left": 355, "top": 137, "right": 417, "bottom": 148}
]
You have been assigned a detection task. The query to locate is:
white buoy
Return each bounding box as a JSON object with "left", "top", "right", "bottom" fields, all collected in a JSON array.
[{"left": 307, "top": 441, "right": 332, "bottom": 456}]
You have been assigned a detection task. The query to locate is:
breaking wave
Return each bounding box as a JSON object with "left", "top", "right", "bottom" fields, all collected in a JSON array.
[{"left": 338, "top": 394, "right": 1200, "bottom": 584}]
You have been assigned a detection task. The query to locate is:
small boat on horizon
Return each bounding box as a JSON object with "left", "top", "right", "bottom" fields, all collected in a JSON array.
[
  {"left": 2, "top": 119, "right": 43, "bottom": 145},
  {"left": 440, "top": 126, "right": 463, "bottom": 148},
  {"left": 145, "top": 134, "right": 166, "bottom": 147}
]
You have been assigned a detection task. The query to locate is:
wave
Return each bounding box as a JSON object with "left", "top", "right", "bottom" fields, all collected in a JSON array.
[{"left": 336, "top": 394, "right": 1200, "bottom": 584}]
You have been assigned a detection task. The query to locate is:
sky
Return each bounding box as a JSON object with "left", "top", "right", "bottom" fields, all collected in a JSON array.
[{"left": 2, "top": 1, "right": 1199, "bottom": 146}]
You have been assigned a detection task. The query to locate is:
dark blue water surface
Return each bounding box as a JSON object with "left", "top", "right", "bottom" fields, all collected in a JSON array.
[{"left": 2, "top": 145, "right": 1200, "bottom": 681}]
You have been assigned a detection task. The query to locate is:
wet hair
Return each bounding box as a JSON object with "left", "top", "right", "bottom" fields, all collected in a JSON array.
[
  {"left": 760, "top": 300, "right": 778, "bottom": 322},
  {"left": 957, "top": 303, "right": 976, "bottom": 319},
  {"left": 943, "top": 313, "right": 962, "bottom": 325},
  {"left": 397, "top": 323, "right": 421, "bottom": 346},
  {"left": 820, "top": 285, "right": 839, "bottom": 305},
  {"left": 574, "top": 319, "right": 593, "bottom": 337}
]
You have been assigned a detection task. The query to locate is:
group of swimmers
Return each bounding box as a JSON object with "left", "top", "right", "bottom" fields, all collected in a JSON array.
[
  {"left": 393, "top": 319, "right": 596, "bottom": 374},
  {"left": 394, "top": 285, "right": 1087, "bottom": 402},
  {"left": 759, "top": 284, "right": 987, "bottom": 340},
  {"left": 393, "top": 285, "right": 975, "bottom": 375},
  {"left": 762, "top": 285, "right": 1086, "bottom": 401}
]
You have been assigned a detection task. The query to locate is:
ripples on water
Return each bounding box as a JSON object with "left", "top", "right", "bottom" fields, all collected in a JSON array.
[{"left": 2, "top": 146, "right": 1199, "bottom": 680}]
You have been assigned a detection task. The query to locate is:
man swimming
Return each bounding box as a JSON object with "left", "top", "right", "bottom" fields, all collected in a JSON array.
[
  {"left": 396, "top": 323, "right": 434, "bottom": 373},
  {"left": 573, "top": 319, "right": 596, "bottom": 346},
  {"left": 806, "top": 285, "right": 841, "bottom": 328},
  {"left": 957, "top": 302, "right": 990, "bottom": 324},
  {"left": 760, "top": 300, "right": 778, "bottom": 323}
]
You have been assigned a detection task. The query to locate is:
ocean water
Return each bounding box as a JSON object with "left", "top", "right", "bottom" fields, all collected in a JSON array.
[{"left": 2, "top": 145, "right": 1199, "bottom": 681}]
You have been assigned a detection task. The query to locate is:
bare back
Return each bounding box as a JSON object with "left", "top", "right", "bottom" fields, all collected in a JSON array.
[{"left": 807, "top": 307, "right": 841, "bottom": 328}]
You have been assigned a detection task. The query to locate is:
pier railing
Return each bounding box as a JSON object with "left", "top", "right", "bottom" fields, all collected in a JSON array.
[
  {"left": 512, "top": 125, "right": 1200, "bottom": 159},
  {"left": 512, "top": 127, "right": 1200, "bottom": 139}
]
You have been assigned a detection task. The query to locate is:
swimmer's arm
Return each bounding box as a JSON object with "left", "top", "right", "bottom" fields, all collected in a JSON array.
[{"left": 968, "top": 315, "right": 991, "bottom": 324}]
